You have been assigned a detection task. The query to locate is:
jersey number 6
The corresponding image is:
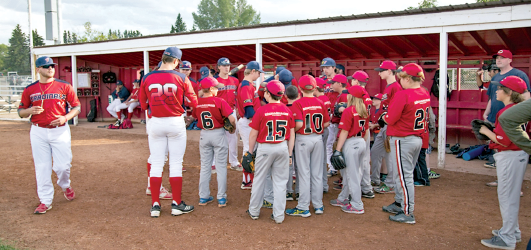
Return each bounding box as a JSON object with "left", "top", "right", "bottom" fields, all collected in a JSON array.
[
  {"left": 200, "top": 111, "right": 214, "bottom": 129},
  {"left": 266, "top": 120, "right": 288, "bottom": 142},
  {"left": 148, "top": 83, "right": 178, "bottom": 106}
]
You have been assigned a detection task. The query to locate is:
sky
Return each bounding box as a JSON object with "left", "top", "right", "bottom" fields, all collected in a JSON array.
[{"left": 0, "top": 0, "right": 478, "bottom": 46}]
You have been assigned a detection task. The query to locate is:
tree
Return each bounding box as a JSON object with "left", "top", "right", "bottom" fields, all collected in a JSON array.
[
  {"left": 407, "top": 0, "right": 437, "bottom": 9},
  {"left": 6, "top": 24, "right": 30, "bottom": 74},
  {"left": 171, "top": 13, "right": 187, "bottom": 33},
  {"left": 192, "top": 0, "right": 260, "bottom": 30},
  {"left": 0, "top": 44, "right": 8, "bottom": 71},
  {"left": 32, "top": 29, "right": 45, "bottom": 47}
]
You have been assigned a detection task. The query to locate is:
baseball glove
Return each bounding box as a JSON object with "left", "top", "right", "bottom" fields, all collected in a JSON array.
[
  {"left": 241, "top": 151, "right": 255, "bottom": 173},
  {"left": 471, "top": 119, "right": 494, "bottom": 141},
  {"left": 184, "top": 116, "right": 194, "bottom": 127},
  {"left": 378, "top": 112, "right": 388, "bottom": 128},
  {"left": 330, "top": 150, "right": 346, "bottom": 170},
  {"left": 384, "top": 136, "right": 391, "bottom": 153},
  {"left": 223, "top": 117, "right": 235, "bottom": 134},
  {"left": 333, "top": 103, "right": 348, "bottom": 118}
]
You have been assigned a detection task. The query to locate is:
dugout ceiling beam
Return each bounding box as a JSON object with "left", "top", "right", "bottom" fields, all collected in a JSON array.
[
  {"left": 397, "top": 36, "right": 428, "bottom": 57},
  {"left": 494, "top": 29, "right": 516, "bottom": 52},
  {"left": 467, "top": 31, "right": 493, "bottom": 55},
  {"left": 336, "top": 39, "right": 372, "bottom": 59},
  {"left": 448, "top": 33, "right": 469, "bottom": 56}
]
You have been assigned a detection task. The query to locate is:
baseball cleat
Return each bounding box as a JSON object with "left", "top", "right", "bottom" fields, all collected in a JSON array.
[
  {"left": 199, "top": 196, "right": 214, "bottom": 206},
  {"left": 362, "top": 191, "right": 375, "bottom": 199},
  {"left": 146, "top": 187, "right": 173, "bottom": 199},
  {"left": 382, "top": 201, "right": 402, "bottom": 214},
  {"left": 333, "top": 184, "right": 342, "bottom": 191},
  {"left": 314, "top": 207, "right": 324, "bottom": 215},
  {"left": 286, "top": 193, "right": 294, "bottom": 201},
  {"left": 286, "top": 208, "right": 311, "bottom": 217},
  {"left": 171, "top": 201, "right": 194, "bottom": 216},
  {"left": 295, "top": 193, "right": 299, "bottom": 201},
  {"left": 63, "top": 187, "right": 75, "bottom": 201},
  {"left": 389, "top": 212, "right": 416, "bottom": 224},
  {"left": 240, "top": 181, "right": 252, "bottom": 190},
  {"left": 230, "top": 164, "right": 243, "bottom": 172},
  {"left": 481, "top": 236, "right": 514, "bottom": 250},
  {"left": 492, "top": 230, "right": 521, "bottom": 243},
  {"left": 329, "top": 199, "right": 349, "bottom": 207},
  {"left": 375, "top": 183, "right": 394, "bottom": 194},
  {"left": 34, "top": 204, "right": 52, "bottom": 214},
  {"left": 113, "top": 120, "right": 121, "bottom": 127},
  {"left": 262, "top": 200, "right": 273, "bottom": 209},
  {"left": 270, "top": 214, "right": 282, "bottom": 224},
  {"left": 341, "top": 204, "right": 364, "bottom": 214},
  {"left": 150, "top": 204, "right": 161, "bottom": 218},
  {"left": 428, "top": 170, "right": 440, "bottom": 179},
  {"left": 333, "top": 178, "right": 342, "bottom": 185},
  {"left": 218, "top": 198, "right": 227, "bottom": 207},
  {"left": 246, "top": 210, "right": 258, "bottom": 220}
]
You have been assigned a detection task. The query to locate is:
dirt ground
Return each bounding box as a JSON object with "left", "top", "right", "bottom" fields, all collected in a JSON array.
[{"left": 1, "top": 120, "right": 530, "bottom": 250}]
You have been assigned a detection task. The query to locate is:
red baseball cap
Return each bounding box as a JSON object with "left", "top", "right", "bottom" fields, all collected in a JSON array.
[
  {"left": 299, "top": 75, "right": 316, "bottom": 91},
  {"left": 399, "top": 63, "right": 424, "bottom": 77},
  {"left": 327, "top": 74, "right": 348, "bottom": 85},
  {"left": 199, "top": 76, "right": 224, "bottom": 89},
  {"left": 347, "top": 85, "right": 365, "bottom": 98},
  {"left": 374, "top": 60, "right": 397, "bottom": 71},
  {"left": 266, "top": 80, "right": 285, "bottom": 97},
  {"left": 372, "top": 93, "right": 384, "bottom": 100},
  {"left": 315, "top": 78, "right": 327, "bottom": 89},
  {"left": 348, "top": 70, "right": 369, "bottom": 82},
  {"left": 499, "top": 76, "right": 527, "bottom": 94},
  {"left": 493, "top": 50, "right": 513, "bottom": 59}
]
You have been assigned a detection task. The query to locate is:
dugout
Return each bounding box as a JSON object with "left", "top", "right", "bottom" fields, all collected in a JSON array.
[{"left": 32, "top": 0, "right": 531, "bottom": 168}]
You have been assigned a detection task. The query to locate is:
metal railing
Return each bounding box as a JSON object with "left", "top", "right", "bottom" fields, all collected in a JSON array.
[{"left": 0, "top": 76, "right": 32, "bottom": 95}]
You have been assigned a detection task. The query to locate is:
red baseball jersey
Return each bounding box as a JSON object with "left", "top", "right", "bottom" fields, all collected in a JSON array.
[
  {"left": 317, "top": 95, "right": 332, "bottom": 116},
  {"left": 130, "top": 87, "right": 140, "bottom": 100},
  {"left": 385, "top": 88, "right": 430, "bottom": 137},
  {"left": 292, "top": 97, "right": 330, "bottom": 135},
  {"left": 489, "top": 103, "right": 523, "bottom": 152},
  {"left": 370, "top": 107, "right": 381, "bottom": 134},
  {"left": 331, "top": 90, "right": 349, "bottom": 124},
  {"left": 236, "top": 80, "right": 261, "bottom": 118},
  {"left": 19, "top": 80, "right": 80, "bottom": 127},
  {"left": 338, "top": 106, "right": 367, "bottom": 138},
  {"left": 249, "top": 103, "right": 295, "bottom": 144},
  {"left": 194, "top": 96, "right": 233, "bottom": 130},
  {"left": 215, "top": 75, "right": 239, "bottom": 108},
  {"left": 190, "top": 78, "right": 199, "bottom": 97},
  {"left": 139, "top": 70, "right": 197, "bottom": 117},
  {"left": 375, "top": 81, "right": 403, "bottom": 119}
]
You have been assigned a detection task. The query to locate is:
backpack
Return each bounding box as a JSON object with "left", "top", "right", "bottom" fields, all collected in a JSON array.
[
  {"left": 431, "top": 69, "right": 451, "bottom": 100},
  {"left": 102, "top": 71, "right": 117, "bottom": 83},
  {"left": 87, "top": 99, "right": 97, "bottom": 122}
]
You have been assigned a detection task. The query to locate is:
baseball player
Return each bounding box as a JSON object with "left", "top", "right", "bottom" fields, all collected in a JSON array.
[
  {"left": 236, "top": 61, "right": 263, "bottom": 190},
  {"left": 413, "top": 87, "right": 432, "bottom": 187},
  {"left": 327, "top": 74, "right": 349, "bottom": 184},
  {"left": 349, "top": 71, "right": 375, "bottom": 198},
  {"left": 479, "top": 76, "right": 527, "bottom": 249},
  {"left": 330, "top": 85, "right": 368, "bottom": 214},
  {"left": 372, "top": 60, "right": 402, "bottom": 194},
  {"left": 381, "top": 63, "right": 430, "bottom": 224},
  {"left": 107, "top": 80, "right": 130, "bottom": 126},
  {"left": 115, "top": 79, "right": 140, "bottom": 121},
  {"left": 139, "top": 47, "right": 198, "bottom": 218},
  {"left": 194, "top": 77, "right": 235, "bottom": 207},
  {"left": 246, "top": 80, "right": 295, "bottom": 224},
  {"left": 314, "top": 78, "right": 332, "bottom": 193},
  {"left": 18, "top": 56, "right": 80, "bottom": 214},
  {"left": 215, "top": 58, "right": 242, "bottom": 171},
  {"left": 286, "top": 75, "right": 330, "bottom": 217},
  {"left": 179, "top": 61, "right": 197, "bottom": 117},
  {"left": 283, "top": 85, "right": 300, "bottom": 202},
  {"left": 319, "top": 58, "right": 339, "bottom": 177}
]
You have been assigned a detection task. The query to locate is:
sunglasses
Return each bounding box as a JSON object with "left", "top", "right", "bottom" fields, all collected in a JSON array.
[{"left": 41, "top": 65, "right": 55, "bottom": 69}]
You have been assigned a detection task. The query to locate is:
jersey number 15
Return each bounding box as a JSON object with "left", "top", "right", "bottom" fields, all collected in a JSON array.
[{"left": 266, "top": 120, "right": 288, "bottom": 142}]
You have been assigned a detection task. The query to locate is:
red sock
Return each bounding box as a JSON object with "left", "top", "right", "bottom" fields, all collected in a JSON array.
[
  {"left": 116, "top": 110, "right": 121, "bottom": 119},
  {"left": 127, "top": 112, "right": 133, "bottom": 119},
  {"left": 169, "top": 177, "right": 182, "bottom": 204},
  {"left": 147, "top": 163, "right": 151, "bottom": 177},
  {"left": 150, "top": 177, "right": 162, "bottom": 205},
  {"left": 250, "top": 173, "right": 254, "bottom": 182}
]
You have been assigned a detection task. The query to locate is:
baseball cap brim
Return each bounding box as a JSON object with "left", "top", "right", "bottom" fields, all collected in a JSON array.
[
  {"left": 346, "top": 76, "right": 354, "bottom": 80},
  {"left": 374, "top": 67, "right": 388, "bottom": 72}
]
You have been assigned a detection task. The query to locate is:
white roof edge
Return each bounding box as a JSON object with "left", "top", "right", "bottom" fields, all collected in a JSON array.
[{"left": 33, "top": 4, "right": 531, "bottom": 57}]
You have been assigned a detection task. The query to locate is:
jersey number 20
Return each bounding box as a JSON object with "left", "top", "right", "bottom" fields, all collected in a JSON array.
[{"left": 266, "top": 120, "right": 288, "bottom": 142}]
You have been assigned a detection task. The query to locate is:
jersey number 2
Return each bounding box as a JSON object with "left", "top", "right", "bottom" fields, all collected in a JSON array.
[{"left": 266, "top": 120, "right": 288, "bottom": 142}]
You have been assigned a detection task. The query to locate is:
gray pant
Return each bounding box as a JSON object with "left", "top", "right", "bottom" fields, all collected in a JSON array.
[
  {"left": 370, "top": 125, "right": 394, "bottom": 187},
  {"left": 322, "top": 129, "right": 329, "bottom": 192},
  {"left": 286, "top": 149, "right": 299, "bottom": 194},
  {"left": 295, "top": 134, "right": 324, "bottom": 210},
  {"left": 337, "top": 137, "right": 366, "bottom": 210},
  {"left": 494, "top": 150, "right": 528, "bottom": 247},
  {"left": 249, "top": 142, "right": 289, "bottom": 222},
  {"left": 390, "top": 136, "right": 422, "bottom": 215},
  {"left": 361, "top": 131, "right": 372, "bottom": 193},
  {"left": 326, "top": 124, "right": 339, "bottom": 170},
  {"left": 199, "top": 128, "right": 228, "bottom": 200}
]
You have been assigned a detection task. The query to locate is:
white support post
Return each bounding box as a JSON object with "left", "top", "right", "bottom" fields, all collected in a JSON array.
[
  {"left": 143, "top": 50, "right": 149, "bottom": 76},
  {"left": 255, "top": 42, "right": 263, "bottom": 89},
  {"left": 56, "top": 0, "right": 62, "bottom": 44},
  {"left": 71, "top": 55, "right": 78, "bottom": 126},
  {"left": 28, "top": 0, "right": 35, "bottom": 81},
  {"left": 438, "top": 30, "right": 448, "bottom": 169}
]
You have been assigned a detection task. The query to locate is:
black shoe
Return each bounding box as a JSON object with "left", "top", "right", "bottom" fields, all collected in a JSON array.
[
  {"left": 150, "top": 205, "right": 161, "bottom": 218},
  {"left": 362, "top": 191, "right": 375, "bottom": 199},
  {"left": 171, "top": 201, "right": 194, "bottom": 216}
]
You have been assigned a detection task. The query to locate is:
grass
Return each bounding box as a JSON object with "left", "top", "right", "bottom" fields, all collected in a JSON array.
[{"left": 0, "top": 239, "right": 17, "bottom": 250}]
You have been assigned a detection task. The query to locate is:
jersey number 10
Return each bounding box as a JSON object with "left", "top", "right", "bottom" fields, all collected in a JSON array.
[{"left": 303, "top": 113, "right": 324, "bottom": 134}]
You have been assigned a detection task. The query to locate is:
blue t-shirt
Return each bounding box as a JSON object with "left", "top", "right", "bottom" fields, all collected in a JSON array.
[{"left": 486, "top": 68, "right": 530, "bottom": 123}]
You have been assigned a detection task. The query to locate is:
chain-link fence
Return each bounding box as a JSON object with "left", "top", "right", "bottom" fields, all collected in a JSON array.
[{"left": 459, "top": 68, "right": 481, "bottom": 90}]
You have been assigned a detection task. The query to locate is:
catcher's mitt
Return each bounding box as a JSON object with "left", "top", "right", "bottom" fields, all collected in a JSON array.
[
  {"left": 241, "top": 151, "right": 255, "bottom": 173},
  {"left": 384, "top": 136, "right": 391, "bottom": 153},
  {"left": 184, "top": 116, "right": 195, "bottom": 127},
  {"left": 223, "top": 117, "right": 235, "bottom": 134},
  {"left": 330, "top": 150, "right": 346, "bottom": 170},
  {"left": 333, "top": 103, "right": 348, "bottom": 118},
  {"left": 471, "top": 119, "right": 494, "bottom": 141}
]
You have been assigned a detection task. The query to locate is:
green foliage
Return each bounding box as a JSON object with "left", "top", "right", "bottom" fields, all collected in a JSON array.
[
  {"left": 32, "top": 29, "right": 45, "bottom": 47},
  {"left": 0, "top": 44, "right": 9, "bottom": 71},
  {"left": 476, "top": 0, "right": 499, "bottom": 2},
  {"left": 6, "top": 24, "right": 30, "bottom": 74},
  {"left": 171, "top": 13, "right": 187, "bottom": 33},
  {"left": 192, "top": 0, "right": 260, "bottom": 30},
  {"left": 407, "top": 0, "right": 438, "bottom": 9},
  {"left": 63, "top": 22, "right": 142, "bottom": 44}
]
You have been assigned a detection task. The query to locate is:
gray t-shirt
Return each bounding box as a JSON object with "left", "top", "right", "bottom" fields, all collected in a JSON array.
[{"left": 486, "top": 68, "right": 530, "bottom": 123}]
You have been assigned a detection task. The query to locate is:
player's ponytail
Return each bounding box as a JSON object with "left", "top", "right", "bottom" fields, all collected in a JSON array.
[{"left": 347, "top": 95, "right": 368, "bottom": 119}]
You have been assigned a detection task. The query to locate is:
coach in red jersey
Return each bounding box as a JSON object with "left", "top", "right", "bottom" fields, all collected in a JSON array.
[
  {"left": 215, "top": 57, "right": 242, "bottom": 171},
  {"left": 18, "top": 56, "right": 80, "bottom": 214},
  {"left": 139, "top": 47, "right": 198, "bottom": 218}
]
